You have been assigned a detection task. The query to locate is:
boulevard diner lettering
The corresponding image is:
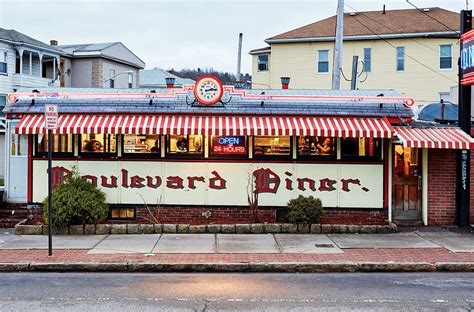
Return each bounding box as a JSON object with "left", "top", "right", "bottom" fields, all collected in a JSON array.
[{"left": 461, "top": 29, "right": 474, "bottom": 85}]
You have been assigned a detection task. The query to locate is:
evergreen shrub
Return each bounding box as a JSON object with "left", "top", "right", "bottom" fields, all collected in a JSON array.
[
  {"left": 286, "top": 195, "right": 324, "bottom": 224},
  {"left": 43, "top": 167, "right": 108, "bottom": 227}
]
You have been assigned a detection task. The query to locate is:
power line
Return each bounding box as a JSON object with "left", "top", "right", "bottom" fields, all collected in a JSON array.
[
  {"left": 344, "top": 3, "right": 455, "bottom": 54},
  {"left": 345, "top": 10, "right": 457, "bottom": 84},
  {"left": 405, "top": 0, "right": 460, "bottom": 34}
]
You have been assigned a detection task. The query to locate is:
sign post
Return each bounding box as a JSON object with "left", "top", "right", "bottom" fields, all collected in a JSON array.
[
  {"left": 45, "top": 105, "right": 58, "bottom": 256},
  {"left": 458, "top": 10, "right": 472, "bottom": 227}
]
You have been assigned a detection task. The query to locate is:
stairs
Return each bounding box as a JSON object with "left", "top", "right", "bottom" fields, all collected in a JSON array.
[{"left": 0, "top": 204, "right": 31, "bottom": 228}]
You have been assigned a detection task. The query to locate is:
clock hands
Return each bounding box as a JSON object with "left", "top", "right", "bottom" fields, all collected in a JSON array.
[{"left": 204, "top": 87, "right": 218, "bottom": 92}]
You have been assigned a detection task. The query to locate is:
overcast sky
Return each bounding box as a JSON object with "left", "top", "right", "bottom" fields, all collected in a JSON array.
[{"left": 0, "top": 0, "right": 467, "bottom": 74}]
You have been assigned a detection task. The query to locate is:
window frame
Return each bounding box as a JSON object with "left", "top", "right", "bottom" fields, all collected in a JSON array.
[
  {"left": 439, "top": 44, "right": 453, "bottom": 70},
  {"left": 34, "top": 134, "right": 75, "bottom": 158},
  {"left": 296, "top": 136, "right": 337, "bottom": 161},
  {"left": 257, "top": 54, "right": 269, "bottom": 72},
  {"left": 208, "top": 135, "right": 249, "bottom": 160},
  {"left": 363, "top": 48, "right": 372, "bottom": 72},
  {"left": 317, "top": 50, "right": 330, "bottom": 74},
  {"left": 79, "top": 134, "right": 118, "bottom": 159},
  {"left": 396, "top": 47, "right": 405, "bottom": 71},
  {"left": 340, "top": 137, "right": 383, "bottom": 162},
  {"left": 252, "top": 136, "right": 294, "bottom": 160},
  {"left": 121, "top": 134, "right": 161, "bottom": 159},
  {"left": 0, "top": 50, "right": 7, "bottom": 75},
  {"left": 109, "top": 206, "right": 136, "bottom": 221},
  {"left": 165, "top": 134, "right": 205, "bottom": 159}
]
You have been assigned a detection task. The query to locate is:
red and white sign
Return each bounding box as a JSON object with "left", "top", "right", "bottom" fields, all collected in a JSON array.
[
  {"left": 44, "top": 105, "right": 58, "bottom": 130},
  {"left": 32, "top": 160, "right": 384, "bottom": 208}
]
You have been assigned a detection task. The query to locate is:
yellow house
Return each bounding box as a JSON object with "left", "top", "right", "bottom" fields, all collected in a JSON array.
[{"left": 250, "top": 7, "right": 459, "bottom": 105}]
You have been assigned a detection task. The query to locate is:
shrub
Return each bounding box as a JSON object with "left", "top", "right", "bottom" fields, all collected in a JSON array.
[
  {"left": 43, "top": 167, "right": 108, "bottom": 227},
  {"left": 286, "top": 195, "right": 324, "bottom": 224}
]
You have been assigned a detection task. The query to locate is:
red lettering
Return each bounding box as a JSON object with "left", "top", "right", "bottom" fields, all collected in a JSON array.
[
  {"left": 341, "top": 178, "right": 361, "bottom": 192},
  {"left": 297, "top": 178, "right": 316, "bottom": 191},
  {"left": 167, "top": 176, "right": 184, "bottom": 189},
  {"left": 318, "top": 178, "right": 337, "bottom": 192},
  {"left": 253, "top": 168, "right": 280, "bottom": 194},
  {"left": 50, "top": 166, "right": 70, "bottom": 188},
  {"left": 121, "top": 169, "right": 129, "bottom": 188},
  {"left": 101, "top": 175, "right": 118, "bottom": 188},
  {"left": 209, "top": 171, "right": 226, "bottom": 190},
  {"left": 82, "top": 175, "right": 98, "bottom": 187},
  {"left": 285, "top": 171, "right": 293, "bottom": 190},
  {"left": 146, "top": 176, "right": 162, "bottom": 189},
  {"left": 130, "top": 175, "right": 145, "bottom": 188},
  {"left": 187, "top": 176, "right": 205, "bottom": 189}
]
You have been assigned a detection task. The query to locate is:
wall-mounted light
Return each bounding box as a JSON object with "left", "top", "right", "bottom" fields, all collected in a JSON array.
[
  {"left": 165, "top": 77, "right": 175, "bottom": 89},
  {"left": 280, "top": 77, "right": 290, "bottom": 89}
]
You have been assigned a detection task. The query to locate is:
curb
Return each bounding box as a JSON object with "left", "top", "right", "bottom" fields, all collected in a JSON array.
[{"left": 0, "top": 262, "right": 472, "bottom": 273}]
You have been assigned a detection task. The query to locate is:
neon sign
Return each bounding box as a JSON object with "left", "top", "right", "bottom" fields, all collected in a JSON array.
[{"left": 212, "top": 136, "right": 246, "bottom": 154}]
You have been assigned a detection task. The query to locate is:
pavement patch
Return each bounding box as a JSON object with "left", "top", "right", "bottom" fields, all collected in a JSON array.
[
  {"left": 153, "top": 234, "right": 215, "bottom": 253},
  {"left": 0, "top": 235, "right": 106, "bottom": 250},
  {"left": 217, "top": 234, "right": 279, "bottom": 253},
  {"left": 88, "top": 234, "right": 160, "bottom": 254},
  {"left": 275, "top": 234, "right": 343, "bottom": 253},
  {"left": 329, "top": 233, "right": 439, "bottom": 249},
  {"left": 417, "top": 232, "right": 474, "bottom": 253}
]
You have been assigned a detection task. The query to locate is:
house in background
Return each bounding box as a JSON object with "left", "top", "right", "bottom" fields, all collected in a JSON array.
[
  {"left": 58, "top": 42, "right": 145, "bottom": 88},
  {"left": 249, "top": 7, "right": 459, "bottom": 105},
  {"left": 139, "top": 68, "right": 194, "bottom": 89}
]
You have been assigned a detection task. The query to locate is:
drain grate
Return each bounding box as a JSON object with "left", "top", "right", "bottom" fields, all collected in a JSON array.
[{"left": 314, "top": 243, "right": 334, "bottom": 248}]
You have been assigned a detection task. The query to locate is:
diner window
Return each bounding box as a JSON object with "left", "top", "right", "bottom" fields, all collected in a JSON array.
[
  {"left": 253, "top": 136, "right": 291, "bottom": 157},
  {"left": 166, "top": 135, "right": 204, "bottom": 157},
  {"left": 396, "top": 47, "right": 405, "bottom": 71},
  {"left": 123, "top": 134, "right": 160, "bottom": 156},
  {"left": 10, "top": 132, "right": 27, "bottom": 157},
  {"left": 110, "top": 207, "right": 135, "bottom": 220},
  {"left": 341, "top": 137, "right": 382, "bottom": 161},
  {"left": 297, "top": 136, "right": 336, "bottom": 158},
  {"left": 439, "top": 45, "right": 452, "bottom": 69},
  {"left": 209, "top": 135, "right": 247, "bottom": 158},
  {"left": 258, "top": 55, "right": 269, "bottom": 71},
  {"left": 36, "top": 134, "right": 73, "bottom": 155},
  {"left": 0, "top": 51, "right": 7, "bottom": 74},
  {"left": 81, "top": 134, "right": 117, "bottom": 155},
  {"left": 363, "top": 48, "right": 371, "bottom": 72},
  {"left": 317, "top": 50, "right": 329, "bottom": 73}
]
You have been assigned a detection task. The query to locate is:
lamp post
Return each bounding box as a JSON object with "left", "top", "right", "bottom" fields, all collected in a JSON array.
[{"left": 103, "top": 70, "right": 133, "bottom": 88}]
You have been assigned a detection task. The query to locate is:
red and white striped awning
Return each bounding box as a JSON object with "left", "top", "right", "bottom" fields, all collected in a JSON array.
[
  {"left": 395, "top": 126, "right": 474, "bottom": 149},
  {"left": 15, "top": 114, "right": 393, "bottom": 138}
]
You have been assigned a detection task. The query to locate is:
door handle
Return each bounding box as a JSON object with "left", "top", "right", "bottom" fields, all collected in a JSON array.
[{"left": 418, "top": 175, "right": 422, "bottom": 191}]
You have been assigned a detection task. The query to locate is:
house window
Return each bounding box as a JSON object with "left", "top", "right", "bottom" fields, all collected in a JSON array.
[
  {"left": 258, "top": 55, "right": 269, "bottom": 71},
  {"left": 81, "top": 134, "right": 117, "bottom": 155},
  {"left": 297, "top": 136, "right": 336, "bottom": 159},
  {"left": 0, "top": 95, "right": 6, "bottom": 117},
  {"left": 109, "top": 69, "right": 115, "bottom": 88},
  {"left": 123, "top": 134, "right": 160, "bottom": 155},
  {"left": 396, "top": 47, "right": 405, "bottom": 71},
  {"left": 128, "top": 72, "right": 133, "bottom": 88},
  {"left": 317, "top": 50, "right": 329, "bottom": 73},
  {"left": 0, "top": 51, "right": 7, "bottom": 74},
  {"left": 110, "top": 207, "right": 135, "bottom": 220},
  {"left": 363, "top": 48, "right": 371, "bottom": 72},
  {"left": 253, "top": 136, "right": 291, "bottom": 158},
  {"left": 166, "top": 135, "right": 204, "bottom": 157},
  {"left": 341, "top": 137, "right": 382, "bottom": 161},
  {"left": 36, "top": 134, "right": 73, "bottom": 155},
  {"left": 440, "top": 45, "right": 452, "bottom": 69}
]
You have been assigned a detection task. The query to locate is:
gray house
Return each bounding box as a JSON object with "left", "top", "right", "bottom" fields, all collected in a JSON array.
[
  {"left": 139, "top": 68, "right": 194, "bottom": 89},
  {"left": 59, "top": 42, "right": 145, "bottom": 88}
]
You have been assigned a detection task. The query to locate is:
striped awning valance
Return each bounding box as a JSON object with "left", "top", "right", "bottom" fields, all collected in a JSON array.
[{"left": 395, "top": 126, "right": 474, "bottom": 149}]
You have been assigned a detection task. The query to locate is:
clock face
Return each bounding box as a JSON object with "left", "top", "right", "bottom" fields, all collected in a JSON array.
[{"left": 194, "top": 76, "right": 224, "bottom": 105}]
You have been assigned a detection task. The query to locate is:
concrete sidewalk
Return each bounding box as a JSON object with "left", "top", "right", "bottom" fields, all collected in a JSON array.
[{"left": 0, "top": 229, "right": 473, "bottom": 272}]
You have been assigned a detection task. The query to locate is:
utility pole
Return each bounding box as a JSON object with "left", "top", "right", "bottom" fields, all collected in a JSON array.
[
  {"left": 332, "top": 0, "right": 344, "bottom": 90},
  {"left": 457, "top": 9, "right": 472, "bottom": 226},
  {"left": 236, "top": 33, "right": 243, "bottom": 81},
  {"left": 350, "top": 55, "right": 359, "bottom": 90}
]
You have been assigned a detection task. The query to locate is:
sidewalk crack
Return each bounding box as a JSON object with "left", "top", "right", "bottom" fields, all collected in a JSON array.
[{"left": 273, "top": 234, "right": 283, "bottom": 253}]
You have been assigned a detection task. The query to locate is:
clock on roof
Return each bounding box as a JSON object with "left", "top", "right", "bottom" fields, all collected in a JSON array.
[{"left": 194, "top": 75, "right": 224, "bottom": 105}]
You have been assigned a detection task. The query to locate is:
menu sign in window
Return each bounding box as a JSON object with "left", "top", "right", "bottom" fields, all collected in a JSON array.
[{"left": 211, "top": 136, "right": 246, "bottom": 154}]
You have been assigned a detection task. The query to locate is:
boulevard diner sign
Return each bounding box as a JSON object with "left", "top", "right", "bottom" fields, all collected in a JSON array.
[
  {"left": 31, "top": 160, "right": 384, "bottom": 208},
  {"left": 461, "top": 29, "right": 474, "bottom": 85}
]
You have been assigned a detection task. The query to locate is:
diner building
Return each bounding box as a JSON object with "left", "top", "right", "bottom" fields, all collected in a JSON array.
[{"left": 3, "top": 78, "right": 474, "bottom": 226}]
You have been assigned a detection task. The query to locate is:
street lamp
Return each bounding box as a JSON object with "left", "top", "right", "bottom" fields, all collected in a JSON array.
[{"left": 103, "top": 70, "right": 133, "bottom": 88}]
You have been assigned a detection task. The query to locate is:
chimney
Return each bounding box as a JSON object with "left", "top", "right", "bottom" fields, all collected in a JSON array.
[
  {"left": 165, "top": 77, "right": 175, "bottom": 89},
  {"left": 50, "top": 40, "right": 58, "bottom": 46},
  {"left": 280, "top": 77, "right": 290, "bottom": 89},
  {"left": 383, "top": 5, "right": 386, "bottom": 14}
]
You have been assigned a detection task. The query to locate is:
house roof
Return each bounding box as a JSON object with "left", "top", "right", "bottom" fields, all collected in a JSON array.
[
  {"left": 266, "top": 7, "right": 459, "bottom": 43},
  {"left": 139, "top": 69, "right": 195, "bottom": 87},
  {"left": 5, "top": 88, "right": 414, "bottom": 119},
  {"left": 0, "top": 28, "right": 63, "bottom": 54},
  {"left": 59, "top": 42, "right": 117, "bottom": 54},
  {"left": 249, "top": 46, "right": 271, "bottom": 55}
]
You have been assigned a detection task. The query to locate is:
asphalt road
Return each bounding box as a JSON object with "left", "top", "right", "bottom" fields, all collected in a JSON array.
[{"left": 0, "top": 272, "right": 472, "bottom": 311}]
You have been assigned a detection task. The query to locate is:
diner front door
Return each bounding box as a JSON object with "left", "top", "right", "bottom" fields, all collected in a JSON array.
[{"left": 392, "top": 145, "right": 422, "bottom": 221}]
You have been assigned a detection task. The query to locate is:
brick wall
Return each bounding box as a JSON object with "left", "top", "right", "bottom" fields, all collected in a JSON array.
[
  {"left": 428, "top": 149, "right": 457, "bottom": 225},
  {"left": 320, "top": 209, "right": 387, "bottom": 225}
]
